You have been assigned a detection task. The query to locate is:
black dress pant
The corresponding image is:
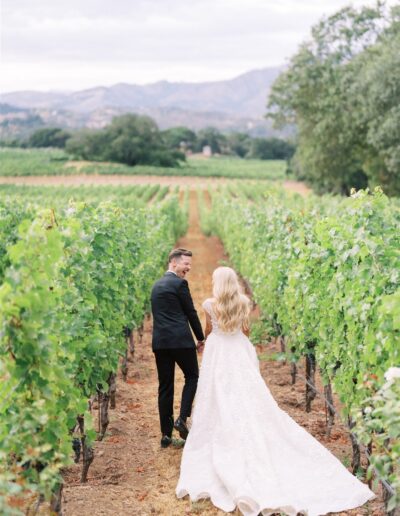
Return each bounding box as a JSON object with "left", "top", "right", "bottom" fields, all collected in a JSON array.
[{"left": 154, "top": 348, "right": 199, "bottom": 436}]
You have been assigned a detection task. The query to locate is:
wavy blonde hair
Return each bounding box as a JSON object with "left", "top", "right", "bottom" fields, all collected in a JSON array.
[{"left": 212, "top": 267, "right": 250, "bottom": 333}]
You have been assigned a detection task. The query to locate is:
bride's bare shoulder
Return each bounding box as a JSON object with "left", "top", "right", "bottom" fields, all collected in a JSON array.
[{"left": 202, "top": 297, "right": 216, "bottom": 310}]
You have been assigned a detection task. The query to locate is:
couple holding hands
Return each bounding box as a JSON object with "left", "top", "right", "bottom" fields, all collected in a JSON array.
[{"left": 150, "top": 248, "right": 374, "bottom": 516}]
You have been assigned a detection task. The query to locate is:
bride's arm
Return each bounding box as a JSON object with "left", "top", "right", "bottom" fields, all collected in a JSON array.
[
  {"left": 242, "top": 321, "right": 250, "bottom": 337},
  {"left": 204, "top": 311, "right": 212, "bottom": 339}
]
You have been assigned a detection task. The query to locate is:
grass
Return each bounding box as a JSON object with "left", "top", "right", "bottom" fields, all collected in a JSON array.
[
  {"left": 0, "top": 148, "right": 69, "bottom": 175},
  {"left": 0, "top": 148, "right": 287, "bottom": 180},
  {"left": 179, "top": 156, "right": 286, "bottom": 180}
]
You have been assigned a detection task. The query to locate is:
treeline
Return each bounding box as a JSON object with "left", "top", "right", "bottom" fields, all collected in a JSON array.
[
  {"left": 1, "top": 114, "right": 295, "bottom": 167},
  {"left": 161, "top": 126, "right": 295, "bottom": 160},
  {"left": 268, "top": 2, "right": 400, "bottom": 196}
]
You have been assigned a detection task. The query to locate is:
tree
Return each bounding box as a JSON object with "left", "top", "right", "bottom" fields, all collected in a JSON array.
[
  {"left": 352, "top": 17, "right": 400, "bottom": 193},
  {"left": 65, "top": 114, "right": 185, "bottom": 167},
  {"left": 162, "top": 127, "right": 197, "bottom": 152},
  {"left": 267, "top": 2, "right": 399, "bottom": 195},
  {"left": 225, "top": 133, "right": 252, "bottom": 158},
  {"left": 28, "top": 127, "right": 71, "bottom": 148},
  {"left": 66, "top": 129, "right": 109, "bottom": 160},
  {"left": 195, "top": 127, "right": 227, "bottom": 154},
  {"left": 247, "top": 137, "right": 295, "bottom": 160}
]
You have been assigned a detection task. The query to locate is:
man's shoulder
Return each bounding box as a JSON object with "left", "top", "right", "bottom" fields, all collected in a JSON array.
[
  {"left": 164, "top": 272, "right": 183, "bottom": 283},
  {"left": 153, "top": 273, "right": 183, "bottom": 288}
]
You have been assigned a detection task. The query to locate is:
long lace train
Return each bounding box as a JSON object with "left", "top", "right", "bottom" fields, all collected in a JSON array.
[{"left": 176, "top": 299, "right": 375, "bottom": 516}]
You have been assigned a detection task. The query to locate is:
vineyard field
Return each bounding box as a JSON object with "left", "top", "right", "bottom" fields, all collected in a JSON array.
[
  {"left": 200, "top": 184, "right": 400, "bottom": 510},
  {"left": 0, "top": 185, "right": 187, "bottom": 514},
  {"left": 0, "top": 177, "right": 399, "bottom": 515},
  {"left": 0, "top": 148, "right": 286, "bottom": 180}
]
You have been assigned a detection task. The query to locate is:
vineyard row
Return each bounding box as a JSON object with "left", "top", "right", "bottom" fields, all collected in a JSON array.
[
  {"left": 0, "top": 188, "right": 187, "bottom": 514},
  {"left": 200, "top": 186, "right": 400, "bottom": 511}
]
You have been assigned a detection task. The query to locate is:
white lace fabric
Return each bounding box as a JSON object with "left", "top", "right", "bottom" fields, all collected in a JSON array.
[{"left": 176, "top": 298, "right": 375, "bottom": 516}]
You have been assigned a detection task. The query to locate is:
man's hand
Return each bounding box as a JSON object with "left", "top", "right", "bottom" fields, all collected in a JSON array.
[{"left": 196, "top": 340, "right": 205, "bottom": 353}]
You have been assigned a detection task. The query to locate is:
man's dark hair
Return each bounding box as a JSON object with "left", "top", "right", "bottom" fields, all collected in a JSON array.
[{"left": 168, "top": 248, "right": 192, "bottom": 263}]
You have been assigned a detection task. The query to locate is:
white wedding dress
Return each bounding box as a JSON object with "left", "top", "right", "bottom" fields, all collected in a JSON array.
[{"left": 176, "top": 299, "right": 375, "bottom": 516}]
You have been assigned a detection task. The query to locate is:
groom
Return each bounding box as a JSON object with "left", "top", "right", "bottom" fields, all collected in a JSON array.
[{"left": 151, "top": 248, "right": 205, "bottom": 448}]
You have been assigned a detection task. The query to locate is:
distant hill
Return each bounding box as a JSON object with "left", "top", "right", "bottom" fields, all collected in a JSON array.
[
  {"left": 0, "top": 103, "right": 27, "bottom": 114},
  {"left": 0, "top": 67, "right": 290, "bottom": 138}
]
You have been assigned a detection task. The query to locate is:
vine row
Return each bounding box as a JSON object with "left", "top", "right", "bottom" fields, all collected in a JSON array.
[
  {"left": 0, "top": 190, "right": 185, "bottom": 514},
  {"left": 202, "top": 186, "right": 400, "bottom": 511}
]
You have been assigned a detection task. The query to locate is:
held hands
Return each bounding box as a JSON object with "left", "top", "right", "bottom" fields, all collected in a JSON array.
[{"left": 196, "top": 340, "right": 205, "bottom": 353}]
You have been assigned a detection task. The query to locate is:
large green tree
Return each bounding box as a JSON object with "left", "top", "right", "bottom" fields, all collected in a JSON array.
[
  {"left": 225, "top": 132, "right": 252, "bottom": 158},
  {"left": 66, "top": 114, "right": 184, "bottom": 167},
  {"left": 267, "top": 2, "right": 400, "bottom": 195},
  {"left": 246, "top": 137, "right": 295, "bottom": 160},
  {"left": 195, "top": 127, "right": 227, "bottom": 154},
  {"left": 352, "top": 21, "right": 400, "bottom": 193},
  {"left": 162, "top": 126, "right": 197, "bottom": 151},
  {"left": 28, "top": 127, "right": 71, "bottom": 148}
]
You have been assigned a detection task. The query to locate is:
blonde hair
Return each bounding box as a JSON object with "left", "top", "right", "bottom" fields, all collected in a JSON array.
[{"left": 212, "top": 267, "right": 250, "bottom": 333}]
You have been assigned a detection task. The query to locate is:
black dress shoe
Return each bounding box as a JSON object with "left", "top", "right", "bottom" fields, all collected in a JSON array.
[
  {"left": 160, "top": 435, "right": 172, "bottom": 448},
  {"left": 174, "top": 416, "right": 189, "bottom": 440}
]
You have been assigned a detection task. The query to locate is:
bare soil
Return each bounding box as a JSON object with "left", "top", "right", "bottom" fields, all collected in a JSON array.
[{"left": 61, "top": 191, "right": 384, "bottom": 516}]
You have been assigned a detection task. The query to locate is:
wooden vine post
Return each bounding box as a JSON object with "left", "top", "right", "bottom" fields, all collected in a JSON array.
[
  {"left": 347, "top": 417, "right": 361, "bottom": 474},
  {"left": 77, "top": 415, "right": 94, "bottom": 483},
  {"left": 97, "top": 383, "right": 112, "bottom": 441},
  {"left": 121, "top": 326, "right": 135, "bottom": 381},
  {"left": 50, "top": 483, "right": 63, "bottom": 514},
  {"left": 109, "top": 372, "right": 117, "bottom": 410},
  {"left": 128, "top": 328, "right": 135, "bottom": 355},
  {"left": 138, "top": 323, "right": 144, "bottom": 346},
  {"left": 305, "top": 342, "right": 317, "bottom": 412},
  {"left": 290, "top": 345, "right": 297, "bottom": 385},
  {"left": 323, "top": 382, "right": 335, "bottom": 436}
]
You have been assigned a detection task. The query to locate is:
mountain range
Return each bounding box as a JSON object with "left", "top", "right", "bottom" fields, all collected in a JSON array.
[{"left": 0, "top": 67, "right": 288, "bottom": 138}]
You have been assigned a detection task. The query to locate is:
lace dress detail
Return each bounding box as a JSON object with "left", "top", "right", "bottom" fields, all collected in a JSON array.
[
  {"left": 203, "top": 298, "right": 221, "bottom": 332},
  {"left": 176, "top": 298, "right": 375, "bottom": 516},
  {"left": 202, "top": 298, "right": 243, "bottom": 336}
]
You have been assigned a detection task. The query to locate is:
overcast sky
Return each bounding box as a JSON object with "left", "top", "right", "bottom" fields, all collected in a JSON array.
[{"left": 0, "top": 0, "right": 393, "bottom": 93}]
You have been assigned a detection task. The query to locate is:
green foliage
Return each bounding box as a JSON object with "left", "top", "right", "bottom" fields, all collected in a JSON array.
[
  {"left": 0, "top": 148, "right": 286, "bottom": 179},
  {"left": 162, "top": 126, "right": 197, "bottom": 151},
  {"left": 181, "top": 157, "right": 286, "bottom": 179},
  {"left": 65, "top": 114, "right": 185, "bottom": 167},
  {"left": 0, "top": 148, "right": 69, "bottom": 176},
  {"left": 202, "top": 185, "right": 400, "bottom": 501},
  {"left": 0, "top": 211, "right": 83, "bottom": 511},
  {"left": 194, "top": 127, "right": 227, "bottom": 154},
  {"left": 246, "top": 137, "right": 295, "bottom": 160},
  {"left": 354, "top": 369, "right": 400, "bottom": 509},
  {"left": 28, "top": 127, "right": 72, "bottom": 148},
  {"left": 0, "top": 188, "right": 186, "bottom": 512},
  {"left": 268, "top": 3, "right": 400, "bottom": 196},
  {"left": 0, "top": 198, "right": 36, "bottom": 282},
  {"left": 0, "top": 114, "right": 44, "bottom": 141},
  {"left": 0, "top": 184, "right": 149, "bottom": 208},
  {"left": 352, "top": 23, "right": 400, "bottom": 193},
  {"left": 225, "top": 133, "right": 252, "bottom": 158}
]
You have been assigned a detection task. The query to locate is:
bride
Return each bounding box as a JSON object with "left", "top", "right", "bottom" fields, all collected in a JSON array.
[{"left": 176, "top": 267, "right": 375, "bottom": 516}]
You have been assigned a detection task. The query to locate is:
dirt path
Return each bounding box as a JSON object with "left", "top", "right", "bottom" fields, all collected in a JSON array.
[
  {"left": 0, "top": 174, "right": 310, "bottom": 195},
  {"left": 62, "top": 192, "right": 383, "bottom": 516},
  {"left": 62, "top": 191, "right": 229, "bottom": 515}
]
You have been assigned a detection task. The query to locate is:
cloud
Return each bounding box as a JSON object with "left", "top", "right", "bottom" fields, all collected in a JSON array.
[
  {"left": 2, "top": 1, "right": 321, "bottom": 63},
  {"left": 1, "top": 0, "right": 396, "bottom": 91}
]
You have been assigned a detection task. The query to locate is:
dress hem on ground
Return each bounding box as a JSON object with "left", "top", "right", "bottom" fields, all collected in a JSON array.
[
  {"left": 176, "top": 486, "right": 375, "bottom": 516},
  {"left": 175, "top": 299, "right": 376, "bottom": 516}
]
